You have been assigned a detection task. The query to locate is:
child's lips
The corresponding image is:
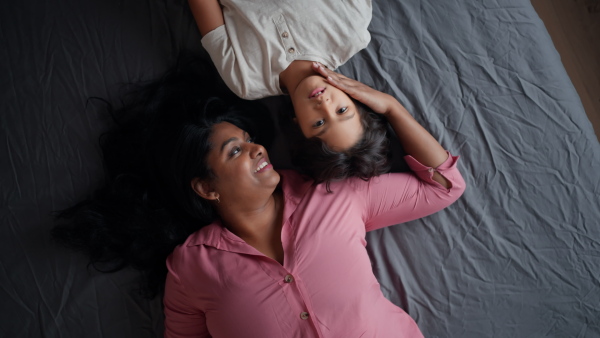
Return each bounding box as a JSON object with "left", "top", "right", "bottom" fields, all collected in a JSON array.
[{"left": 309, "top": 87, "right": 326, "bottom": 99}]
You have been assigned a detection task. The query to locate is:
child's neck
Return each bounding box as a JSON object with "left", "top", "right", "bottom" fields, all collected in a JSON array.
[{"left": 279, "top": 60, "right": 315, "bottom": 95}]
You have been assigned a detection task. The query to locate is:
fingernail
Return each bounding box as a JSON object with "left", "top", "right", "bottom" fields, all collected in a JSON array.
[{"left": 327, "top": 76, "right": 333, "bottom": 81}]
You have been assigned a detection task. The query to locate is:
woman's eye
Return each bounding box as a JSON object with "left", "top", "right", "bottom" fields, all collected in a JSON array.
[
  {"left": 313, "top": 120, "right": 325, "bottom": 128},
  {"left": 230, "top": 146, "right": 241, "bottom": 156},
  {"left": 337, "top": 107, "right": 348, "bottom": 114}
]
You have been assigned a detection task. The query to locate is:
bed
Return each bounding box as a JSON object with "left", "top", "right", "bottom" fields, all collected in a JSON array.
[{"left": 2, "top": 0, "right": 599, "bottom": 337}]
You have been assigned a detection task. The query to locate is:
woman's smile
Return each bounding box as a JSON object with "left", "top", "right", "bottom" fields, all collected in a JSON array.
[
  {"left": 203, "top": 122, "right": 280, "bottom": 203},
  {"left": 254, "top": 160, "right": 273, "bottom": 173}
]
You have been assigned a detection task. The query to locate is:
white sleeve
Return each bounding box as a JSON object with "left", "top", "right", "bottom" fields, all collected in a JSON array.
[{"left": 201, "top": 25, "right": 253, "bottom": 99}]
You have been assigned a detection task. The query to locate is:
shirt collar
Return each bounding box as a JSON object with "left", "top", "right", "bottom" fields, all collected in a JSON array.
[{"left": 185, "top": 170, "right": 314, "bottom": 253}]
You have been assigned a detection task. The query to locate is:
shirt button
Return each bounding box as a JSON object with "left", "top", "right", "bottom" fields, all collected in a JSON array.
[
  {"left": 428, "top": 168, "right": 434, "bottom": 172},
  {"left": 288, "top": 47, "right": 295, "bottom": 53},
  {"left": 300, "top": 312, "right": 309, "bottom": 320},
  {"left": 282, "top": 32, "right": 289, "bottom": 38},
  {"left": 284, "top": 274, "right": 294, "bottom": 283}
]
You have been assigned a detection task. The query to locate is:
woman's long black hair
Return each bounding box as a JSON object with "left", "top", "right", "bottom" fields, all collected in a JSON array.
[{"left": 51, "top": 58, "right": 272, "bottom": 298}]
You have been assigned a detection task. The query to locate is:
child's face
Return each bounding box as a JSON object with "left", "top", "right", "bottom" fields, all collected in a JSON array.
[{"left": 290, "top": 75, "right": 363, "bottom": 151}]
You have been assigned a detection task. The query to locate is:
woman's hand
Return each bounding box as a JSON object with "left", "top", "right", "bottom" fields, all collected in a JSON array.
[
  {"left": 313, "top": 63, "right": 451, "bottom": 186},
  {"left": 312, "top": 62, "right": 398, "bottom": 116}
]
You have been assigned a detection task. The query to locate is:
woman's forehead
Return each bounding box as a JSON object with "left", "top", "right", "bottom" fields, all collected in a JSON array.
[
  {"left": 211, "top": 122, "right": 246, "bottom": 138},
  {"left": 209, "top": 122, "right": 248, "bottom": 153}
]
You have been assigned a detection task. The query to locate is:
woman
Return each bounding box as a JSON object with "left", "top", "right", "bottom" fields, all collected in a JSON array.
[
  {"left": 51, "top": 60, "right": 276, "bottom": 297},
  {"left": 163, "top": 67, "right": 466, "bottom": 337},
  {"left": 188, "top": 0, "right": 391, "bottom": 183}
]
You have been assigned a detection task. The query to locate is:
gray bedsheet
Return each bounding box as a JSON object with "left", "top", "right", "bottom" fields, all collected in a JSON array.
[{"left": 1, "top": 0, "right": 599, "bottom": 337}]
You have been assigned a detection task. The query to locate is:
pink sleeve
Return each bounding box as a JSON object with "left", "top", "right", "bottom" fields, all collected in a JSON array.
[
  {"left": 163, "top": 258, "right": 211, "bottom": 338},
  {"left": 364, "top": 152, "right": 466, "bottom": 232}
]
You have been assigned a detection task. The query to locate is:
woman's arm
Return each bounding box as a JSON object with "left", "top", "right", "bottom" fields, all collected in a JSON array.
[
  {"left": 312, "top": 63, "right": 451, "bottom": 188},
  {"left": 362, "top": 160, "right": 465, "bottom": 232},
  {"left": 164, "top": 269, "right": 210, "bottom": 337},
  {"left": 188, "top": 0, "right": 224, "bottom": 36}
]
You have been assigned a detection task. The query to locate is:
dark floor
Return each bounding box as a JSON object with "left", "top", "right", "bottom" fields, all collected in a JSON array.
[{"left": 531, "top": 0, "right": 600, "bottom": 140}]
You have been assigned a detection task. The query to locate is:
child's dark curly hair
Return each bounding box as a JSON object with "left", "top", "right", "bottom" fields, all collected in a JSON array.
[{"left": 292, "top": 101, "right": 391, "bottom": 191}]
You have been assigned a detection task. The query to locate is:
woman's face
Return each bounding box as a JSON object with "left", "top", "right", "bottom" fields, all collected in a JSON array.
[
  {"left": 204, "top": 122, "right": 280, "bottom": 204},
  {"left": 290, "top": 75, "right": 363, "bottom": 151}
]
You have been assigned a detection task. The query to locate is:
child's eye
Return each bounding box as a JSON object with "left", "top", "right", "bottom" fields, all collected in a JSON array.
[
  {"left": 247, "top": 137, "right": 255, "bottom": 143},
  {"left": 337, "top": 107, "right": 348, "bottom": 114},
  {"left": 313, "top": 120, "right": 325, "bottom": 128}
]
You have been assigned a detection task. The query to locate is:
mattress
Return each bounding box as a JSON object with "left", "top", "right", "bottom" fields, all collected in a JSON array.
[{"left": 1, "top": 0, "right": 599, "bottom": 337}]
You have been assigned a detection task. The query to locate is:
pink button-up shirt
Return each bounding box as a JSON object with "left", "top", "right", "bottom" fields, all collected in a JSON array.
[{"left": 164, "top": 153, "right": 465, "bottom": 337}]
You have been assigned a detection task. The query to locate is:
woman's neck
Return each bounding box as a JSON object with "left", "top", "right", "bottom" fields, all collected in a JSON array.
[
  {"left": 279, "top": 60, "right": 315, "bottom": 95},
  {"left": 217, "top": 190, "right": 285, "bottom": 263}
]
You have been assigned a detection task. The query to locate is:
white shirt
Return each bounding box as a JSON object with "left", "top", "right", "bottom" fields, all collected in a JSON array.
[{"left": 201, "top": 0, "right": 372, "bottom": 100}]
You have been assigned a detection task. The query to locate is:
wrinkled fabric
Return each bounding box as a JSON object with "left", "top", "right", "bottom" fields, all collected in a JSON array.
[
  {"left": 3, "top": 0, "right": 600, "bottom": 337},
  {"left": 164, "top": 154, "right": 465, "bottom": 338}
]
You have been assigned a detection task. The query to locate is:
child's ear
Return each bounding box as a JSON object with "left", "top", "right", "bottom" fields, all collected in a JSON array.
[{"left": 191, "top": 178, "right": 219, "bottom": 202}]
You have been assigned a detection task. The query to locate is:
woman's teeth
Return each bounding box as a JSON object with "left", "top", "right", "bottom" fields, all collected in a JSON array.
[{"left": 254, "top": 161, "right": 268, "bottom": 173}]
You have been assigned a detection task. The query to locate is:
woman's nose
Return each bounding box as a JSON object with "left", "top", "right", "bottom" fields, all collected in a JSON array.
[{"left": 249, "top": 143, "right": 264, "bottom": 158}]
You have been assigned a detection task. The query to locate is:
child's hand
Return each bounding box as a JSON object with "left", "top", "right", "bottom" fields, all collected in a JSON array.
[{"left": 312, "top": 62, "right": 398, "bottom": 116}]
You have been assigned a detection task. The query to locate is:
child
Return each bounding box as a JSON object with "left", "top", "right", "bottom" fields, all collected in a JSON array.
[{"left": 188, "top": 0, "right": 391, "bottom": 183}]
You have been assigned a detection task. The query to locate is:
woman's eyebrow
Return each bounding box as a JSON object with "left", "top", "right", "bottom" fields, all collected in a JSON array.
[
  {"left": 219, "top": 131, "right": 248, "bottom": 152},
  {"left": 220, "top": 137, "right": 238, "bottom": 152}
]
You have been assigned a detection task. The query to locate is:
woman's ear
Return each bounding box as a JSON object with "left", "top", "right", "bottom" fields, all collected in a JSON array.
[
  {"left": 191, "top": 178, "right": 219, "bottom": 202},
  {"left": 293, "top": 117, "right": 298, "bottom": 124}
]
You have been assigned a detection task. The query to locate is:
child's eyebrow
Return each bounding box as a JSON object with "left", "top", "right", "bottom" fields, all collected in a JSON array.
[{"left": 315, "top": 111, "right": 356, "bottom": 137}]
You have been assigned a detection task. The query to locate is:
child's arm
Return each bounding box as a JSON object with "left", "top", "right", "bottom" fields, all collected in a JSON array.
[
  {"left": 188, "top": 0, "right": 224, "bottom": 36},
  {"left": 312, "top": 63, "right": 452, "bottom": 188}
]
